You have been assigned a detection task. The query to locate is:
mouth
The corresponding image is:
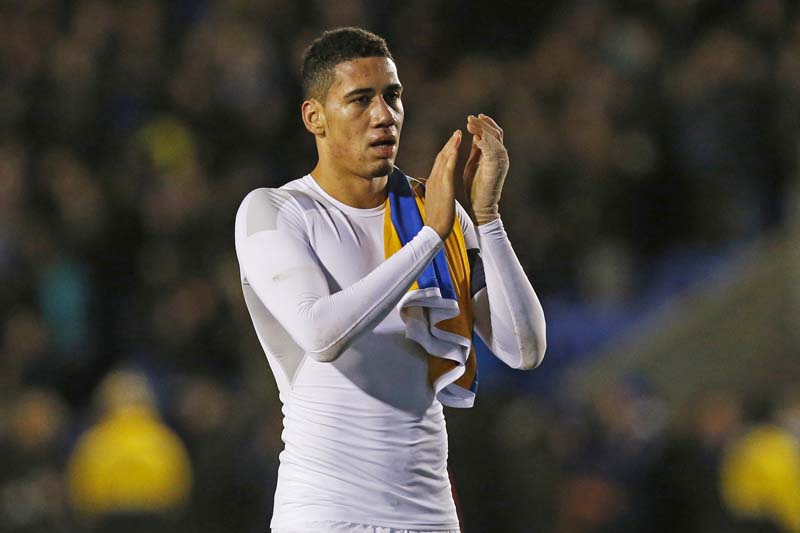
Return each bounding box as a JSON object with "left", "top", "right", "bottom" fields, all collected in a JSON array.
[{"left": 369, "top": 137, "right": 397, "bottom": 158}]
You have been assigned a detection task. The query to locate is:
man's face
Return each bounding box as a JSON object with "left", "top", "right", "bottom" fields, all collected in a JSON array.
[{"left": 319, "top": 56, "right": 404, "bottom": 179}]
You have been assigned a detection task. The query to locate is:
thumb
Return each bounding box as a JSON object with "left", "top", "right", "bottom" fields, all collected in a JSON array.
[
  {"left": 466, "top": 135, "right": 481, "bottom": 164},
  {"left": 464, "top": 135, "right": 481, "bottom": 177}
]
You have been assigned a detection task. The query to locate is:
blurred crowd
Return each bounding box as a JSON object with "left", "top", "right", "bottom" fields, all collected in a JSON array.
[
  {"left": 1, "top": 0, "right": 799, "bottom": 531},
  {"left": 448, "top": 377, "right": 800, "bottom": 533}
]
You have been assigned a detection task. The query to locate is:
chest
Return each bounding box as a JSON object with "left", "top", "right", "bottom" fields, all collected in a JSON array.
[{"left": 304, "top": 209, "right": 386, "bottom": 289}]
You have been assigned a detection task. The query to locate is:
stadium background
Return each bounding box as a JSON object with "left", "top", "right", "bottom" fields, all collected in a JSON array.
[{"left": 2, "top": 0, "right": 800, "bottom": 531}]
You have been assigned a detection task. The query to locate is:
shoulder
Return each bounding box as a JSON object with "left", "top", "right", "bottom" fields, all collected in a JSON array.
[
  {"left": 237, "top": 188, "right": 291, "bottom": 230},
  {"left": 236, "top": 179, "right": 313, "bottom": 237}
]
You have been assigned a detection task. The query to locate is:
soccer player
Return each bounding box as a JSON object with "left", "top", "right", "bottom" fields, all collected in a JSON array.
[{"left": 235, "top": 27, "right": 546, "bottom": 533}]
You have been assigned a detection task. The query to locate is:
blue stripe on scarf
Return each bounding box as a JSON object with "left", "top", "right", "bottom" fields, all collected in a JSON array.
[{"left": 387, "top": 169, "right": 457, "bottom": 301}]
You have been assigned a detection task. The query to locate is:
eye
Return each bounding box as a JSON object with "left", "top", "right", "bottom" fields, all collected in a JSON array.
[
  {"left": 385, "top": 91, "right": 401, "bottom": 103},
  {"left": 352, "top": 95, "right": 370, "bottom": 105}
]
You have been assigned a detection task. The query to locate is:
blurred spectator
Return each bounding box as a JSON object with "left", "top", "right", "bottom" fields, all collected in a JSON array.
[
  {"left": 174, "top": 376, "right": 254, "bottom": 533},
  {"left": 645, "top": 391, "right": 745, "bottom": 533},
  {"left": 66, "top": 370, "right": 191, "bottom": 533},
  {"left": 0, "top": 388, "right": 72, "bottom": 533},
  {"left": 720, "top": 394, "right": 800, "bottom": 533}
]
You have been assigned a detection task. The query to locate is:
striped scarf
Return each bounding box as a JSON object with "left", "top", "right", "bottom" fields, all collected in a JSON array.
[{"left": 384, "top": 168, "right": 478, "bottom": 408}]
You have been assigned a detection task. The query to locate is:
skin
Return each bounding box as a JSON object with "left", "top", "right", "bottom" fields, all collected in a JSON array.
[
  {"left": 464, "top": 113, "right": 509, "bottom": 225},
  {"left": 301, "top": 56, "right": 508, "bottom": 239}
]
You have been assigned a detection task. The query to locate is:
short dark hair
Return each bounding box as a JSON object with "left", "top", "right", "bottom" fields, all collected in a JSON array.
[{"left": 301, "top": 27, "right": 393, "bottom": 101}]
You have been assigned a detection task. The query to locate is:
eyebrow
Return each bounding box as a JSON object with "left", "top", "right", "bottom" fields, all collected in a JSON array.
[{"left": 343, "top": 83, "right": 403, "bottom": 99}]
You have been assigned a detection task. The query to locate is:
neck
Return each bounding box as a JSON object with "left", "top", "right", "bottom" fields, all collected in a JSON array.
[{"left": 310, "top": 160, "right": 389, "bottom": 209}]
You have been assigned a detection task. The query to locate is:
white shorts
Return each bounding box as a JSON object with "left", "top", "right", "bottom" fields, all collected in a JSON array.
[{"left": 272, "top": 521, "right": 460, "bottom": 533}]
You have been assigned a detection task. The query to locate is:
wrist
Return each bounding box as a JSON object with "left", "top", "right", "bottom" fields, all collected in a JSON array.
[
  {"left": 476, "top": 216, "right": 504, "bottom": 235},
  {"left": 473, "top": 206, "right": 500, "bottom": 225},
  {"left": 423, "top": 224, "right": 449, "bottom": 242}
]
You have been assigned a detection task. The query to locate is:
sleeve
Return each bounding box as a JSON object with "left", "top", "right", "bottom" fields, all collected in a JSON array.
[
  {"left": 456, "top": 203, "right": 547, "bottom": 370},
  {"left": 235, "top": 188, "right": 444, "bottom": 363}
]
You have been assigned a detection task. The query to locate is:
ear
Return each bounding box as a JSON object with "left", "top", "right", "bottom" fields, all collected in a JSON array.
[{"left": 301, "top": 99, "right": 325, "bottom": 136}]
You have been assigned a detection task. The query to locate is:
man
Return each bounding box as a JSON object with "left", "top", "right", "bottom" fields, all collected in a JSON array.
[{"left": 235, "top": 27, "right": 546, "bottom": 533}]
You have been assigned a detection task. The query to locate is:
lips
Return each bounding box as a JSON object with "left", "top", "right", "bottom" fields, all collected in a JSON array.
[
  {"left": 369, "top": 137, "right": 396, "bottom": 147},
  {"left": 369, "top": 136, "right": 396, "bottom": 157}
]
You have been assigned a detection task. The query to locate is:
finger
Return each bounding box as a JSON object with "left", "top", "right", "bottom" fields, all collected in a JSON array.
[
  {"left": 442, "top": 129, "right": 461, "bottom": 167},
  {"left": 464, "top": 136, "right": 481, "bottom": 173},
  {"left": 432, "top": 130, "right": 461, "bottom": 179},
  {"left": 467, "top": 135, "right": 481, "bottom": 161},
  {"left": 430, "top": 147, "right": 445, "bottom": 180},
  {"left": 466, "top": 114, "right": 482, "bottom": 136},
  {"left": 467, "top": 115, "right": 488, "bottom": 147},
  {"left": 478, "top": 119, "right": 502, "bottom": 143},
  {"left": 478, "top": 113, "right": 503, "bottom": 142},
  {"left": 444, "top": 133, "right": 461, "bottom": 177},
  {"left": 475, "top": 131, "right": 503, "bottom": 153},
  {"left": 478, "top": 113, "right": 502, "bottom": 130},
  {"left": 448, "top": 130, "right": 462, "bottom": 161},
  {"left": 478, "top": 114, "right": 503, "bottom": 139},
  {"left": 442, "top": 130, "right": 461, "bottom": 170},
  {"left": 433, "top": 131, "right": 458, "bottom": 172}
]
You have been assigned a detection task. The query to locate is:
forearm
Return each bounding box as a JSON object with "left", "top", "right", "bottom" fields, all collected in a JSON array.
[
  {"left": 473, "top": 218, "right": 546, "bottom": 369},
  {"left": 239, "top": 226, "right": 443, "bottom": 362}
]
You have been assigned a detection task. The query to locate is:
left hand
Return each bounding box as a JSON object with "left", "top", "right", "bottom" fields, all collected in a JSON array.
[{"left": 463, "top": 114, "right": 509, "bottom": 225}]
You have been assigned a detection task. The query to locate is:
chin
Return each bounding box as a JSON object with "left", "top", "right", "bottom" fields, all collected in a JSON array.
[{"left": 369, "top": 160, "right": 394, "bottom": 178}]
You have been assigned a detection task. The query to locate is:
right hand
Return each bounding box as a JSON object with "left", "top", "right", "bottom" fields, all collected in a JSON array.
[{"left": 424, "top": 130, "right": 462, "bottom": 240}]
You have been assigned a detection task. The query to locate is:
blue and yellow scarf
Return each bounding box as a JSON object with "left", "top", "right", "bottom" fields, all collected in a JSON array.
[{"left": 384, "top": 168, "right": 478, "bottom": 408}]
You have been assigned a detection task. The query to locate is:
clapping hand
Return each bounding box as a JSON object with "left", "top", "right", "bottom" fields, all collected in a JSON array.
[
  {"left": 424, "top": 130, "right": 463, "bottom": 240},
  {"left": 463, "top": 114, "right": 509, "bottom": 225}
]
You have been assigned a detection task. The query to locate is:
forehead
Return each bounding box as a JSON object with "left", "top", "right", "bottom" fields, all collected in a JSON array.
[{"left": 329, "top": 57, "right": 400, "bottom": 95}]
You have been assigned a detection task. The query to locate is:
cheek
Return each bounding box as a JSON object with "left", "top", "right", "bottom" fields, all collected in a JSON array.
[
  {"left": 329, "top": 127, "right": 365, "bottom": 163},
  {"left": 394, "top": 109, "right": 404, "bottom": 134},
  {"left": 329, "top": 139, "right": 353, "bottom": 161}
]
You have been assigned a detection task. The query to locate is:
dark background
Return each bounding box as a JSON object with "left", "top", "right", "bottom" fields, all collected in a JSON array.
[{"left": 2, "top": 0, "right": 800, "bottom": 531}]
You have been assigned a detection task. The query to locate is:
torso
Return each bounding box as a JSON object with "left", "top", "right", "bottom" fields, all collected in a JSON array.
[{"left": 242, "top": 175, "right": 459, "bottom": 530}]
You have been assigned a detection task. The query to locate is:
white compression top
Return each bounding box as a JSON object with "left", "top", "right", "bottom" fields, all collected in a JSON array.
[{"left": 234, "top": 175, "right": 546, "bottom": 530}]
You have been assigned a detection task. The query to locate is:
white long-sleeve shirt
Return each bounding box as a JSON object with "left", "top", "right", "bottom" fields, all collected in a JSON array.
[{"left": 234, "top": 174, "right": 545, "bottom": 530}]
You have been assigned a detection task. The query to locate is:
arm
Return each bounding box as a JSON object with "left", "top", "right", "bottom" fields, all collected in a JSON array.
[
  {"left": 236, "top": 131, "right": 463, "bottom": 363},
  {"left": 461, "top": 114, "right": 546, "bottom": 369},
  {"left": 471, "top": 217, "right": 547, "bottom": 369},
  {"left": 236, "top": 188, "right": 443, "bottom": 363}
]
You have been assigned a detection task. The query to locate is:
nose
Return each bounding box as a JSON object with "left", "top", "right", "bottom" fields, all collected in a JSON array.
[{"left": 371, "top": 96, "right": 396, "bottom": 128}]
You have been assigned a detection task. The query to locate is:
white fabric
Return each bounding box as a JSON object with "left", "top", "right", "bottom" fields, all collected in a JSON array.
[
  {"left": 396, "top": 284, "right": 471, "bottom": 408},
  {"left": 272, "top": 520, "right": 459, "bottom": 532},
  {"left": 234, "top": 175, "right": 545, "bottom": 530}
]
